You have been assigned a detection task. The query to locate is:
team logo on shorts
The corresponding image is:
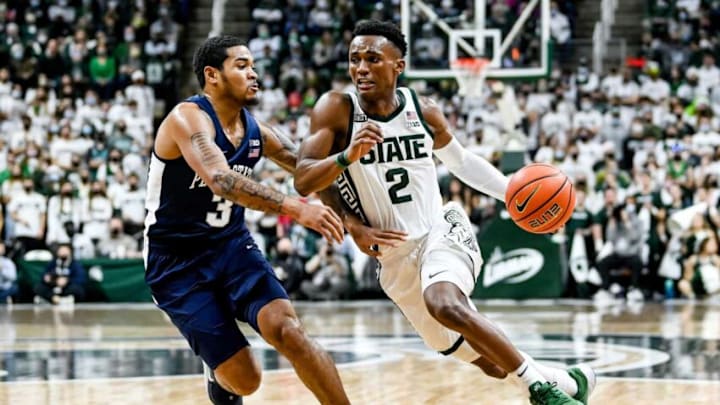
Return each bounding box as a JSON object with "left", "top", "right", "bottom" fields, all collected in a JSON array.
[{"left": 444, "top": 209, "right": 479, "bottom": 252}]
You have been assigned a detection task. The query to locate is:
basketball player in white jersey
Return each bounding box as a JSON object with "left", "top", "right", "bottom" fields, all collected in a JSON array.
[{"left": 295, "top": 20, "right": 595, "bottom": 405}]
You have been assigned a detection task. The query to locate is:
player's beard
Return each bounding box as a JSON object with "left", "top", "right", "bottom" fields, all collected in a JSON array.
[{"left": 245, "top": 91, "right": 260, "bottom": 106}]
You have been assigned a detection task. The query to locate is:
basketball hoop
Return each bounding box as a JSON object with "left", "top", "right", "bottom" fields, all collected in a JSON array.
[{"left": 451, "top": 57, "right": 490, "bottom": 97}]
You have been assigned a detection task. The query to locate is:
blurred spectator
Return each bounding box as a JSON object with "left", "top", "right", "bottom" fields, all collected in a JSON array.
[
  {"left": 271, "top": 237, "right": 305, "bottom": 297},
  {"left": 301, "top": 240, "right": 350, "bottom": 300},
  {"left": 83, "top": 180, "right": 113, "bottom": 243},
  {"left": 34, "top": 244, "right": 86, "bottom": 305},
  {"left": 696, "top": 52, "right": 720, "bottom": 93},
  {"left": 594, "top": 204, "right": 646, "bottom": 302},
  {"left": 89, "top": 44, "right": 117, "bottom": 100},
  {"left": 46, "top": 180, "right": 83, "bottom": 248},
  {"left": 249, "top": 23, "right": 281, "bottom": 59},
  {"left": 63, "top": 220, "right": 96, "bottom": 260},
  {"left": 97, "top": 217, "right": 141, "bottom": 259},
  {"left": 7, "top": 178, "right": 47, "bottom": 254},
  {"left": 549, "top": 1, "right": 572, "bottom": 65},
  {"left": 116, "top": 172, "right": 146, "bottom": 236},
  {"left": 679, "top": 235, "right": 720, "bottom": 299},
  {"left": 125, "top": 70, "right": 155, "bottom": 123},
  {"left": 0, "top": 242, "right": 17, "bottom": 304}
]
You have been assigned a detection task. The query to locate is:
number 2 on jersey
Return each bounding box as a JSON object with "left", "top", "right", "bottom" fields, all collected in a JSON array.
[
  {"left": 206, "top": 195, "right": 233, "bottom": 227},
  {"left": 386, "top": 168, "right": 412, "bottom": 204}
]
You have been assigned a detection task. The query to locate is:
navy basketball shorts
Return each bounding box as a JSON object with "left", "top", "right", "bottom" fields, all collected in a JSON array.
[{"left": 145, "top": 236, "right": 289, "bottom": 369}]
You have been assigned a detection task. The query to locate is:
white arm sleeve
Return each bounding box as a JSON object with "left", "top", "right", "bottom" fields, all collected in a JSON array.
[{"left": 434, "top": 137, "right": 509, "bottom": 202}]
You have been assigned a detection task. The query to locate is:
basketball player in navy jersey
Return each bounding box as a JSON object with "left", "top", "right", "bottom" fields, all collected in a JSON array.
[
  {"left": 144, "top": 36, "right": 350, "bottom": 405},
  {"left": 295, "top": 20, "right": 595, "bottom": 405}
]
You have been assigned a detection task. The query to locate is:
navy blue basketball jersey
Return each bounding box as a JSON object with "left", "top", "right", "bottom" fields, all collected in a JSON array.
[{"left": 144, "top": 95, "right": 263, "bottom": 248}]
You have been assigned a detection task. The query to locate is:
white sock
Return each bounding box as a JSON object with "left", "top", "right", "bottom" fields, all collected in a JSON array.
[
  {"left": 513, "top": 360, "right": 547, "bottom": 388},
  {"left": 520, "top": 351, "right": 578, "bottom": 396}
]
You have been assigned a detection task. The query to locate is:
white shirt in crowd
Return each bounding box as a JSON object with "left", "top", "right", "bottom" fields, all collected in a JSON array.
[
  {"left": 125, "top": 82, "right": 156, "bottom": 122},
  {"left": 640, "top": 78, "right": 671, "bottom": 102},
  {"left": 7, "top": 191, "right": 47, "bottom": 239},
  {"left": 540, "top": 110, "right": 571, "bottom": 147},
  {"left": 117, "top": 188, "right": 147, "bottom": 226},
  {"left": 46, "top": 195, "right": 83, "bottom": 245},
  {"left": 676, "top": 82, "right": 706, "bottom": 102},
  {"left": 610, "top": 79, "right": 640, "bottom": 100},
  {"left": 50, "top": 136, "right": 93, "bottom": 169},
  {"left": 550, "top": 10, "right": 571, "bottom": 44},
  {"left": 692, "top": 129, "right": 720, "bottom": 154},
  {"left": 83, "top": 196, "right": 113, "bottom": 241},
  {"left": 572, "top": 108, "right": 603, "bottom": 133},
  {"left": 600, "top": 72, "right": 623, "bottom": 95},
  {"left": 697, "top": 64, "right": 720, "bottom": 92}
]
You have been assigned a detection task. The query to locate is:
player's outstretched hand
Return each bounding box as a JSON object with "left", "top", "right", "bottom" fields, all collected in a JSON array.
[
  {"left": 347, "top": 222, "right": 407, "bottom": 257},
  {"left": 295, "top": 203, "right": 345, "bottom": 244},
  {"left": 345, "top": 122, "right": 383, "bottom": 163}
]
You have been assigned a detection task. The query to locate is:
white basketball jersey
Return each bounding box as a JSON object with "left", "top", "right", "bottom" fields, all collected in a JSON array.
[{"left": 338, "top": 87, "right": 443, "bottom": 241}]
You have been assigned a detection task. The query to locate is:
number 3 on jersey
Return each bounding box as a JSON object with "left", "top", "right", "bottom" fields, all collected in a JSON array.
[
  {"left": 206, "top": 195, "right": 233, "bottom": 227},
  {"left": 386, "top": 168, "right": 412, "bottom": 204}
]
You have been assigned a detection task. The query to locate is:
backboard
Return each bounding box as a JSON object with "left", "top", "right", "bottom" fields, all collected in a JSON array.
[{"left": 400, "top": 0, "right": 551, "bottom": 81}]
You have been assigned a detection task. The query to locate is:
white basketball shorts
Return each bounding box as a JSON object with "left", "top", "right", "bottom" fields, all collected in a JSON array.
[{"left": 377, "top": 202, "right": 483, "bottom": 363}]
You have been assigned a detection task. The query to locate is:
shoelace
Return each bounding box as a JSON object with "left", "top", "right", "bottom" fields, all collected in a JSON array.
[{"left": 532, "top": 382, "right": 562, "bottom": 405}]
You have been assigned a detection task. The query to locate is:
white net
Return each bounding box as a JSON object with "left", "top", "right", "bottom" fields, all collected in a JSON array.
[{"left": 450, "top": 58, "right": 490, "bottom": 97}]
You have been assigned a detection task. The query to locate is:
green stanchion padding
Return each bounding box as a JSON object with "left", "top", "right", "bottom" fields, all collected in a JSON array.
[
  {"left": 473, "top": 211, "right": 567, "bottom": 299},
  {"left": 17, "top": 259, "right": 152, "bottom": 303}
]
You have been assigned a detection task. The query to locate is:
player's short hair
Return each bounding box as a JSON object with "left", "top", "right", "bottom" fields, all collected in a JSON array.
[
  {"left": 352, "top": 20, "right": 407, "bottom": 57},
  {"left": 193, "top": 35, "right": 246, "bottom": 89}
]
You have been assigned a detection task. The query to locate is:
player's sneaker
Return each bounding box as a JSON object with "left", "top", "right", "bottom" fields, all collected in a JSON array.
[
  {"left": 529, "top": 381, "right": 583, "bottom": 405},
  {"left": 204, "top": 362, "right": 243, "bottom": 404},
  {"left": 568, "top": 364, "right": 596, "bottom": 405}
]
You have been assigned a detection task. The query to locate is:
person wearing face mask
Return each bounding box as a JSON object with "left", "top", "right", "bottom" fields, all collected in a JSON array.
[
  {"left": 124, "top": 70, "right": 155, "bottom": 123},
  {"left": 34, "top": 244, "right": 86, "bottom": 305},
  {"left": 116, "top": 172, "right": 146, "bottom": 237},
  {"left": 7, "top": 179, "right": 47, "bottom": 254},
  {"left": 593, "top": 203, "right": 646, "bottom": 303},
  {"left": 692, "top": 116, "right": 720, "bottom": 153},
  {"left": 107, "top": 120, "right": 134, "bottom": 154},
  {"left": 89, "top": 44, "right": 117, "bottom": 100},
  {"left": 46, "top": 180, "right": 83, "bottom": 247},
  {"left": 83, "top": 181, "right": 113, "bottom": 243},
  {"left": 677, "top": 69, "right": 705, "bottom": 104},
  {"left": 572, "top": 96, "right": 602, "bottom": 137},
  {"left": 639, "top": 63, "right": 671, "bottom": 104},
  {"left": 97, "top": 217, "right": 140, "bottom": 259},
  {"left": 549, "top": 1, "right": 571, "bottom": 65}
]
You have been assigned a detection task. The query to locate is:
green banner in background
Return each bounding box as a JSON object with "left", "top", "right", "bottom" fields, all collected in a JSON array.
[
  {"left": 473, "top": 210, "right": 567, "bottom": 299},
  {"left": 16, "top": 259, "right": 152, "bottom": 303}
]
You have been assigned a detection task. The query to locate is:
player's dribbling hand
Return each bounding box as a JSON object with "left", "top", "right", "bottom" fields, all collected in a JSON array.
[
  {"left": 295, "top": 203, "right": 345, "bottom": 244},
  {"left": 345, "top": 123, "right": 383, "bottom": 163}
]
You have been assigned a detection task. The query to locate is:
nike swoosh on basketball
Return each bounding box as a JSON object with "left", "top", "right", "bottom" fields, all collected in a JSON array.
[
  {"left": 515, "top": 184, "right": 540, "bottom": 213},
  {"left": 428, "top": 270, "right": 448, "bottom": 279}
]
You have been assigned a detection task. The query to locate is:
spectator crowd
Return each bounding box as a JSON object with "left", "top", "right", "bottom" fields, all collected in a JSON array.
[{"left": 1, "top": 0, "right": 719, "bottom": 304}]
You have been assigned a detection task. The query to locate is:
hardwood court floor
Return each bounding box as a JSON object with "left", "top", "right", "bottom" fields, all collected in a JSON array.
[{"left": 1, "top": 300, "right": 719, "bottom": 404}]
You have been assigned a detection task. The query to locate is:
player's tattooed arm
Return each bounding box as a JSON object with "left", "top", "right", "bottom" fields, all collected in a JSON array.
[
  {"left": 189, "top": 131, "right": 285, "bottom": 213},
  {"left": 260, "top": 123, "right": 298, "bottom": 174},
  {"left": 259, "top": 122, "right": 363, "bottom": 225}
]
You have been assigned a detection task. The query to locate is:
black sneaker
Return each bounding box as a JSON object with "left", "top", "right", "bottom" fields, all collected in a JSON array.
[{"left": 204, "top": 362, "right": 243, "bottom": 405}]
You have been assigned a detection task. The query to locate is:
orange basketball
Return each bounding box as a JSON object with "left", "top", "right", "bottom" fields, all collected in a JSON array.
[{"left": 505, "top": 163, "right": 576, "bottom": 234}]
